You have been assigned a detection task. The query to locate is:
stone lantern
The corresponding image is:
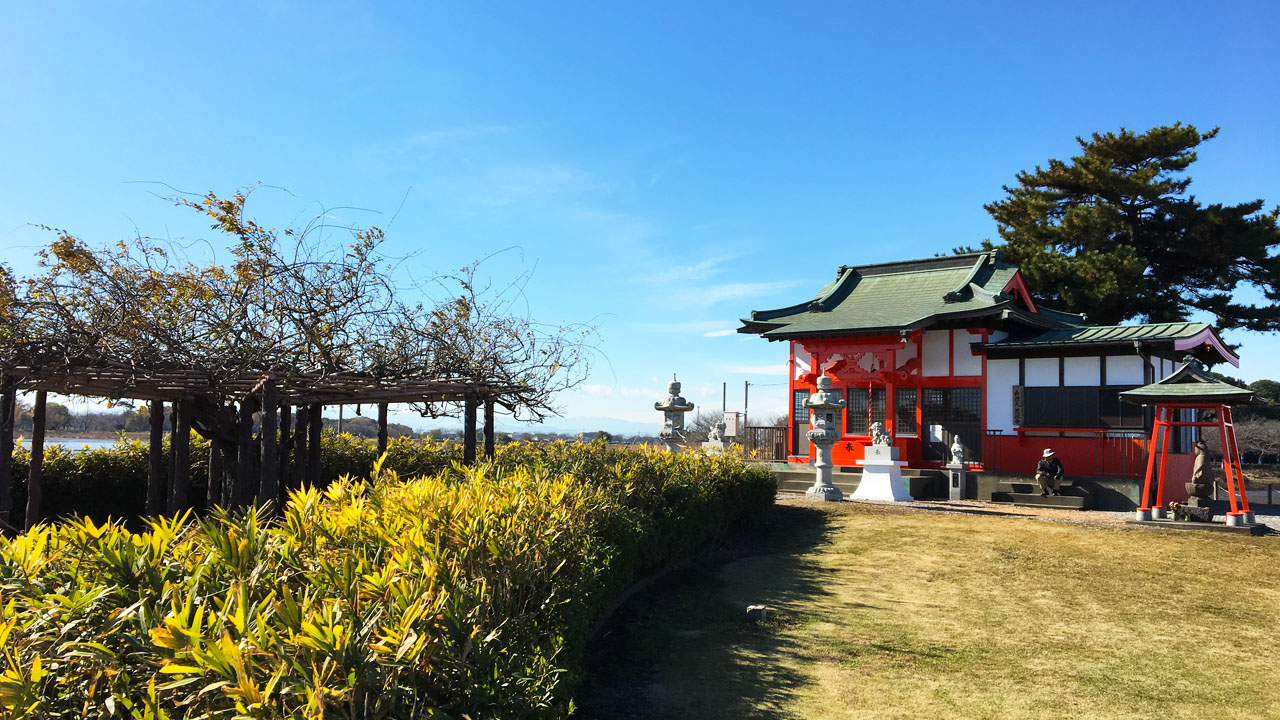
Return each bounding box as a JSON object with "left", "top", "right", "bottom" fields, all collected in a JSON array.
[
  {"left": 655, "top": 379, "right": 695, "bottom": 453},
  {"left": 803, "top": 375, "right": 845, "bottom": 501}
]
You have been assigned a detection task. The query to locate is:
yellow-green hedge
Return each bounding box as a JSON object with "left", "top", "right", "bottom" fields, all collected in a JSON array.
[{"left": 0, "top": 442, "right": 775, "bottom": 718}]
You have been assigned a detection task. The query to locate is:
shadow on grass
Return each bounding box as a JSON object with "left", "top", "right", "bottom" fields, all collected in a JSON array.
[{"left": 573, "top": 503, "right": 839, "bottom": 720}]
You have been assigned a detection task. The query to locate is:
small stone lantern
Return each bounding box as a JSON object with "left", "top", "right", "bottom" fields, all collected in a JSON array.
[
  {"left": 803, "top": 375, "right": 845, "bottom": 501},
  {"left": 655, "top": 379, "right": 695, "bottom": 453}
]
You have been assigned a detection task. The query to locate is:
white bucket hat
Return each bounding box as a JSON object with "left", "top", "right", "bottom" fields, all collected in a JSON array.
[{"left": 1042, "top": 448, "right": 1055, "bottom": 458}]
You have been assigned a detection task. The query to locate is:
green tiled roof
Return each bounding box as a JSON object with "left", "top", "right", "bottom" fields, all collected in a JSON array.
[
  {"left": 986, "top": 322, "right": 1211, "bottom": 347},
  {"left": 1119, "top": 359, "right": 1260, "bottom": 406},
  {"left": 738, "top": 252, "right": 1079, "bottom": 339},
  {"left": 980, "top": 320, "right": 1240, "bottom": 367}
]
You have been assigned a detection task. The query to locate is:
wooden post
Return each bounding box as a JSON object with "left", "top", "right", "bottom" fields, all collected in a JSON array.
[
  {"left": 464, "top": 393, "right": 477, "bottom": 466},
  {"left": 207, "top": 439, "right": 224, "bottom": 511},
  {"left": 484, "top": 397, "right": 495, "bottom": 459},
  {"left": 147, "top": 399, "right": 166, "bottom": 516},
  {"left": 292, "top": 404, "right": 309, "bottom": 490},
  {"left": 233, "top": 398, "right": 255, "bottom": 507},
  {"left": 307, "top": 403, "right": 322, "bottom": 487},
  {"left": 167, "top": 401, "right": 177, "bottom": 510},
  {"left": 25, "top": 391, "right": 46, "bottom": 530},
  {"left": 259, "top": 380, "right": 278, "bottom": 508},
  {"left": 377, "top": 402, "right": 389, "bottom": 457},
  {"left": 0, "top": 375, "right": 13, "bottom": 532},
  {"left": 169, "top": 399, "right": 192, "bottom": 514},
  {"left": 278, "top": 403, "right": 292, "bottom": 503}
]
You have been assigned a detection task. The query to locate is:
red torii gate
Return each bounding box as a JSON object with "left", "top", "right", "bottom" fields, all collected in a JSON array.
[{"left": 1121, "top": 359, "right": 1260, "bottom": 527}]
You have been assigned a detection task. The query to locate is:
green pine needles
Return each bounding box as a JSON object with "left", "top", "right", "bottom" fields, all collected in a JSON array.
[{"left": 984, "top": 123, "right": 1280, "bottom": 331}]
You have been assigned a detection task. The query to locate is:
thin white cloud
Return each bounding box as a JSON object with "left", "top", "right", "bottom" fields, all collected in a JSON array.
[
  {"left": 464, "top": 164, "right": 610, "bottom": 208},
  {"left": 370, "top": 125, "right": 516, "bottom": 156},
  {"left": 649, "top": 253, "right": 739, "bottom": 284},
  {"left": 674, "top": 280, "right": 800, "bottom": 307},
  {"left": 703, "top": 328, "right": 736, "bottom": 337},
  {"left": 580, "top": 383, "right": 662, "bottom": 399}
]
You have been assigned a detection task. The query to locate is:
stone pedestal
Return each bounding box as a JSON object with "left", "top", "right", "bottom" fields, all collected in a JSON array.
[
  {"left": 1134, "top": 508, "right": 1153, "bottom": 521},
  {"left": 852, "top": 444, "right": 913, "bottom": 502},
  {"left": 1183, "top": 506, "right": 1215, "bottom": 522},
  {"left": 946, "top": 462, "right": 969, "bottom": 501}
]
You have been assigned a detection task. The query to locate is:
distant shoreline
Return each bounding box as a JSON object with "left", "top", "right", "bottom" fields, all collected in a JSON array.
[{"left": 44, "top": 431, "right": 148, "bottom": 440}]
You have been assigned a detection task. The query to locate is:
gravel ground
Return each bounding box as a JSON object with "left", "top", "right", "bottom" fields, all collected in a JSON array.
[{"left": 777, "top": 492, "right": 1280, "bottom": 535}]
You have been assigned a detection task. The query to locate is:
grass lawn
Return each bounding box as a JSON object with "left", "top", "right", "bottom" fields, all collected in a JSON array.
[{"left": 575, "top": 500, "right": 1280, "bottom": 720}]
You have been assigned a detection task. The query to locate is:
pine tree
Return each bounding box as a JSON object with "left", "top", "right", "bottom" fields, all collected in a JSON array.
[{"left": 983, "top": 124, "right": 1280, "bottom": 331}]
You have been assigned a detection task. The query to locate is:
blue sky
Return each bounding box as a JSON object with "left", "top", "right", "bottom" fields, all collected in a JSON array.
[{"left": 2, "top": 1, "right": 1278, "bottom": 433}]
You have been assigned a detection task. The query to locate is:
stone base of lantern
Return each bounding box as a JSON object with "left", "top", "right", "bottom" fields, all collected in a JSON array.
[
  {"left": 804, "top": 444, "right": 844, "bottom": 502},
  {"left": 805, "top": 483, "right": 844, "bottom": 502}
]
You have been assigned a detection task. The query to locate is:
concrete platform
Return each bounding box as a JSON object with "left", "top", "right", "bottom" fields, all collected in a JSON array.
[
  {"left": 773, "top": 468, "right": 944, "bottom": 499},
  {"left": 1125, "top": 519, "right": 1267, "bottom": 536}
]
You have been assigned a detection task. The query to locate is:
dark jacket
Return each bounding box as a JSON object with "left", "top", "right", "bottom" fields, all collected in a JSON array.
[{"left": 1036, "top": 456, "right": 1064, "bottom": 478}]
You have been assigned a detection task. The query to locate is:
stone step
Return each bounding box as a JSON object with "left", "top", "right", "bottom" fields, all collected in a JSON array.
[
  {"left": 991, "top": 491, "right": 1091, "bottom": 510},
  {"left": 996, "top": 481, "right": 1090, "bottom": 497}
]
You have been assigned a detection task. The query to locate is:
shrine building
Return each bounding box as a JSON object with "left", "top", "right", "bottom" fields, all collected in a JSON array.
[{"left": 738, "top": 252, "right": 1237, "bottom": 504}]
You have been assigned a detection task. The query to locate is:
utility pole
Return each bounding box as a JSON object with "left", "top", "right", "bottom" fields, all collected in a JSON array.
[
  {"left": 722, "top": 382, "right": 727, "bottom": 412},
  {"left": 744, "top": 381, "right": 750, "bottom": 428}
]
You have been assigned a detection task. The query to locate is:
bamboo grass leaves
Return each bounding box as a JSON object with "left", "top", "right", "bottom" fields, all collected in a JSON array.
[{"left": 0, "top": 443, "right": 776, "bottom": 718}]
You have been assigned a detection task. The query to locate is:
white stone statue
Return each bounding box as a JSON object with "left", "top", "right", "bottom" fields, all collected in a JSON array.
[
  {"left": 655, "top": 379, "right": 695, "bottom": 453},
  {"left": 870, "top": 421, "right": 892, "bottom": 446},
  {"left": 709, "top": 419, "right": 726, "bottom": 443},
  {"left": 702, "top": 417, "right": 729, "bottom": 454},
  {"left": 950, "top": 436, "right": 966, "bottom": 465},
  {"left": 802, "top": 376, "right": 845, "bottom": 502}
]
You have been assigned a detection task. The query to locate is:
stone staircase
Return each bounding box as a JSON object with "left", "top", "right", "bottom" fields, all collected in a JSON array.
[
  {"left": 990, "top": 479, "right": 1093, "bottom": 510},
  {"left": 773, "top": 466, "right": 946, "bottom": 499}
]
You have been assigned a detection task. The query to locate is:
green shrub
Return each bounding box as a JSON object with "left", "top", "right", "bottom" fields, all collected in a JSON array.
[
  {"left": 7, "top": 438, "right": 212, "bottom": 531},
  {"left": 8, "top": 433, "right": 459, "bottom": 528},
  {"left": 0, "top": 443, "right": 775, "bottom": 718}
]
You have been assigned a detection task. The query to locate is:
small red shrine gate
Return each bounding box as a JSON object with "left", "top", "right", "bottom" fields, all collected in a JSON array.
[{"left": 1121, "top": 360, "right": 1261, "bottom": 526}]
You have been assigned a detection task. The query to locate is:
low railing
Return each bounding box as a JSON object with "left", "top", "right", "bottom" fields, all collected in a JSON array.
[
  {"left": 1216, "top": 481, "right": 1280, "bottom": 506},
  {"left": 982, "top": 429, "right": 1148, "bottom": 478},
  {"left": 740, "top": 426, "right": 787, "bottom": 462}
]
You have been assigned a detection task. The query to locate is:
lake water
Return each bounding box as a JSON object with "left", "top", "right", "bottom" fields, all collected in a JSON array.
[{"left": 43, "top": 437, "right": 133, "bottom": 451}]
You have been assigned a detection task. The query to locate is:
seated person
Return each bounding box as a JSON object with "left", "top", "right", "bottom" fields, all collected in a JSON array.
[{"left": 1035, "top": 448, "right": 1065, "bottom": 496}]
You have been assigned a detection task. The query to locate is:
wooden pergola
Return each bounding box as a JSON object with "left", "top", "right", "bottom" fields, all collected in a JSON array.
[
  {"left": 1120, "top": 359, "right": 1261, "bottom": 527},
  {"left": 0, "top": 363, "right": 522, "bottom": 533}
]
